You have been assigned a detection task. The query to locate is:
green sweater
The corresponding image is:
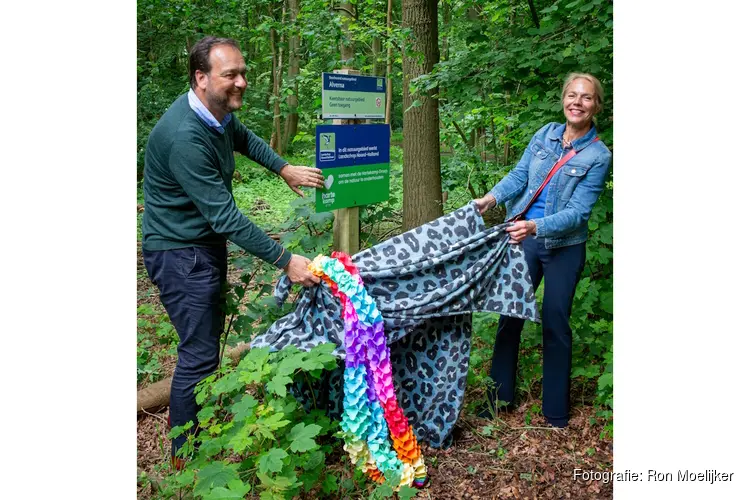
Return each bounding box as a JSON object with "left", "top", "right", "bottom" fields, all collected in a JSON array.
[{"left": 141, "top": 93, "right": 291, "bottom": 269}]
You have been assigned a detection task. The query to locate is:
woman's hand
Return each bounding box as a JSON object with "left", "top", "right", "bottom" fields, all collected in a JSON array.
[
  {"left": 506, "top": 220, "right": 536, "bottom": 244},
  {"left": 474, "top": 194, "right": 497, "bottom": 215}
]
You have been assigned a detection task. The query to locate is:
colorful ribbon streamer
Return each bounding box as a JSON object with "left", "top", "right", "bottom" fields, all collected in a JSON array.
[{"left": 309, "top": 252, "right": 427, "bottom": 489}]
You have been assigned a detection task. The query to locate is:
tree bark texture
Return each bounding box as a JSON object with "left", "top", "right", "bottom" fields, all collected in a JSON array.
[
  {"left": 339, "top": 2, "right": 355, "bottom": 67},
  {"left": 385, "top": 0, "right": 394, "bottom": 125},
  {"left": 270, "top": 1, "right": 285, "bottom": 155},
  {"left": 372, "top": 37, "right": 384, "bottom": 76},
  {"left": 283, "top": 0, "right": 300, "bottom": 150},
  {"left": 401, "top": 0, "right": 442, "bottom": 231},
  {"left": 442, "top": 0, "right": 451, "bottom": 61},
  {"left": 527, "top": 0, "right": 540, "bottom": 29}
]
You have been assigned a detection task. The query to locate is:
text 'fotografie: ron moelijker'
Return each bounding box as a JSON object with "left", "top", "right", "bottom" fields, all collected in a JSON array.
[{"left": 573, "top": 469, "right": 735, "bottom": 484}]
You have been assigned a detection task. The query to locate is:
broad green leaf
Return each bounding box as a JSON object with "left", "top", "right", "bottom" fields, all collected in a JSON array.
[
  {"left": 321, "top": 473, "right": 338, "bottom": 494},
  {"left": 237, "top": 368, "right": 264, "bottom": 385},
  {"left": 200, "top": 435, "right": 225, "bottom": 458},
  {"left": 384, "top": 468, "right": 402, "bottom": 488},
  {"left": 167, "top": 420, "right": 194, "bottom": 440},
  {"left": 263, "top": 412, "right": 292, "bottom": 431},
  {"left": 288, "top": 422, "right": 322, "bottom": 453},
  {"left": 226, "top": 424, "right": 255, "bottom": 454},
  {"left": 258, "top": 448, "right": 288, "bottom": 474},
  {"left": 374, "top": 483, "right": 395, "bottom": 498},
  {"left": 267, "top": 374, "right": 293, "bottom": 397},
  {"left": 256, "top": 425, "right": 276, "bottom": 441},
  {"left": 299, "top": 468, "right": 323, "bottom": 492},
  {"left": 341, "top": 477, "right": 355, "bottom": 491},
  {"left": 173, "top": 469, "right": 196, "bottom": 488},
  {"left": 212, "top": 373, "right": 244, "bottom": 396},
  {"left": 196, "top": 405, "right": 217, "bottom": 425},
  {"left": 259, "top": 491, "right": 284, "bottom": 500},
  {"left": 194, "top": 462, "right": 240, "bottom": 496},
  {"left": 230, "top": 394, "right": 259, "bottom": 422},
  {"left": 275, "top": 356, "right": 301, "bottom": 377},
  {"left": 237, "top": 347, "right": 270, "bottom": 372},
  {"left": 302, "top": 449, "right": 325, "bottom": 470},
  {"left": 398, "top": 486, "right": 419, "bottom": 500},
  {"left": 257, "top": 471, "right": 298, "bottom": 490},
  {"left": 203, "top": 479, "right": 251, "bottom": 500}
]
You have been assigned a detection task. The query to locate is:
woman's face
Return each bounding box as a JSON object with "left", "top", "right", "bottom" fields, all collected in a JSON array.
[{"left": 562, "top": 78, "right": 597, "bottom": 128}]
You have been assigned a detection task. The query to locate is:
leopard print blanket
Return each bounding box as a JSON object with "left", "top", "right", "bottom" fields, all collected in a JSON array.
[{"left": 251, "top": 201, "right": 540, "bottom": 447}]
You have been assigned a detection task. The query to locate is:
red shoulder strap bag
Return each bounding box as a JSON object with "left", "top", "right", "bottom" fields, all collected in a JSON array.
[{"left": 509, "top": 137, "right": 600, "bottom": 223}]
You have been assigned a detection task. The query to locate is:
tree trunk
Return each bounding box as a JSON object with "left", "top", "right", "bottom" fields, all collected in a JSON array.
[
  {"left": 385, "top": 0, "right": 394, "bottom": 125},
  {"left": 372, "top": 37, "right": 384, "bottom": 76},
  {"left": 339, "top": 2, "right": 355, "bottom": 66},
  {"left": 442, "top": 0, "right": 450, "bottom": 61},
  {"left": 243, "top": 8, "right": 252, "bottom": 60},
  {"left": 401, "top": 0, "right": 442, "bottom": 231},
  {"left": 270, "top": 3, "right": 284, "bottom": 153},
  {"left": 283, "top": 0, "right": 300, "bottom": 151},
  {"left": 527, "top": 0, "right": 540, "bottom": 29},
  {"left": 266, "top": 23, "right": 275, "bottom": 113}
]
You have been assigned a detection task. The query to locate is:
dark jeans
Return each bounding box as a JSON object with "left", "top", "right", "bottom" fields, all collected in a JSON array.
[
  {"left": 488, "top": 237, "right": 586, "bottom": 426},
  {"left": 143, "top": 245, "right": 228, "bottom": 456}
]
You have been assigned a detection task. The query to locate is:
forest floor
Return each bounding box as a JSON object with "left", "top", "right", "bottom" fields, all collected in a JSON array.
[{"left": 136, "top": 242, "right": 614, "bottom": 500}]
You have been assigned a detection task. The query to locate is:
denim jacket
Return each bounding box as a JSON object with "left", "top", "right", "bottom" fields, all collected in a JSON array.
[{"left": 489, "top": 122, "right": 612, "bottom": 249}]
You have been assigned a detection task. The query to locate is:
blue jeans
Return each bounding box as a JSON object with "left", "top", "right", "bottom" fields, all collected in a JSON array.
[
  {"left": 143, "top": 245, "right": 228, "bottom": 456},
  {"left": 488, "top": 237, "right": 586, "bottom": 426}
]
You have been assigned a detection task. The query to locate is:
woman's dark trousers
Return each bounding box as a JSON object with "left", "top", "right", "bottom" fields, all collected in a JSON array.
[
  {"left": 488, "top": 237, "right": 586, "bottom": 427},
  {"left": 143, "top": 246, "right": 228, "bottom": 456}
]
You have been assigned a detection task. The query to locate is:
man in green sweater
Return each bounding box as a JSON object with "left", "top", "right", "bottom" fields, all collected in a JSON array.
[{"left": 141, "top": 36, "right": 323, "bottom": 466}]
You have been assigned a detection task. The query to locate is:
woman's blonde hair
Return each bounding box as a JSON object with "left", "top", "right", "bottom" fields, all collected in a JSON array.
[{"left": 561, "top": 73, "right": 604, "bottom": 114}]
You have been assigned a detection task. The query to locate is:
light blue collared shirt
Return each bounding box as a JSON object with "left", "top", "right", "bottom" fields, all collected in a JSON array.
[{"left": 188, "top": 89, "right": 232, "bottom": 133}]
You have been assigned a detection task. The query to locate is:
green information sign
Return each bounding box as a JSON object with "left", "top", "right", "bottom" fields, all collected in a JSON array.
[
  {"left": 321, "top": 72, "right": 386, "bottom": 119},
  {"left": 315, "top": 124, "right": 390, "bottom": 212}
]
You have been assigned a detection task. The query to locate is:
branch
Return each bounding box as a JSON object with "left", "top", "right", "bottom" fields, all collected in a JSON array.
[
  {"left": 452, "top": 121, "right": 470, "bottom": 146},
  {"left": 527, "top": 0, "right": 540, "bottom": 29},
  {"left": 332, "top": 5, "right": 357, "bottom": 20}
]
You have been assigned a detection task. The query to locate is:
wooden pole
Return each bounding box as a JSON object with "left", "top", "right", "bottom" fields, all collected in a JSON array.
[{"left": 331, "top": 68, "right": 362, "bottom": 255}]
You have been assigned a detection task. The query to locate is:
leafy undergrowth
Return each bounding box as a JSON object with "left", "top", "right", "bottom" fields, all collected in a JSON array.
[
  {"left": 136, "top": 253, "right": 613, "bottom": 499},
  {"left": 138, "top": 390, "right": 613, "bottom": 499}
]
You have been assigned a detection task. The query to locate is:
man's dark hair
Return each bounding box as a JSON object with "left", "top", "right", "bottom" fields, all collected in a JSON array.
[{"left": 189, "top": 36, "right": 241, "bottom": 89}]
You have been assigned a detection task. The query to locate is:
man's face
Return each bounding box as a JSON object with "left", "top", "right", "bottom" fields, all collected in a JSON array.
[{"left": 196, "top": 44, "right": 248, "bottom": 116}]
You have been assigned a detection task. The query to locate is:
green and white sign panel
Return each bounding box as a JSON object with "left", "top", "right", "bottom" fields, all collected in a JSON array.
[
  {"left": 321, "top": 72, "right": 386, "bottom": 119},
  {"left": 315, "top": 124, "right": 390, "bottom": 212}
]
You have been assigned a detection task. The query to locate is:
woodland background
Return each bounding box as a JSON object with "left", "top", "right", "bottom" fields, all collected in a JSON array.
[{"left": 137, "top": 0, "right": 613, "bottom": 498}]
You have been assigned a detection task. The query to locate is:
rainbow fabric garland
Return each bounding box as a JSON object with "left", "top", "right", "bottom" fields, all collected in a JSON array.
[{"left": 309, "top": 252, "right": 427, "bottom": 489}]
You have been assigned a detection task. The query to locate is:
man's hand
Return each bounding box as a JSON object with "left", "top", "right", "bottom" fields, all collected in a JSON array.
[
  {"left": 280, "top": 164, "right": 325, "bottom": 196},
  {"left": 506, "top": 220, "right": 536, "bottom": 244},
  {"left": 473, "top": 194, "right": 497, "bottom": 215},
  {"left": 283, "top": 254, "right": 321, "bottom": 287}
]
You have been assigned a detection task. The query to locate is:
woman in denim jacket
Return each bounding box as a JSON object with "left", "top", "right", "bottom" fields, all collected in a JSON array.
[{"left": 474, "top": 73, "right": 612, "bottom": 427}]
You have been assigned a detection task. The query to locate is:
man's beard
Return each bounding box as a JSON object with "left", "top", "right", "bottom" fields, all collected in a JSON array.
[{"left": 207, "top": 87, "right": 243, "bottom": 114}]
